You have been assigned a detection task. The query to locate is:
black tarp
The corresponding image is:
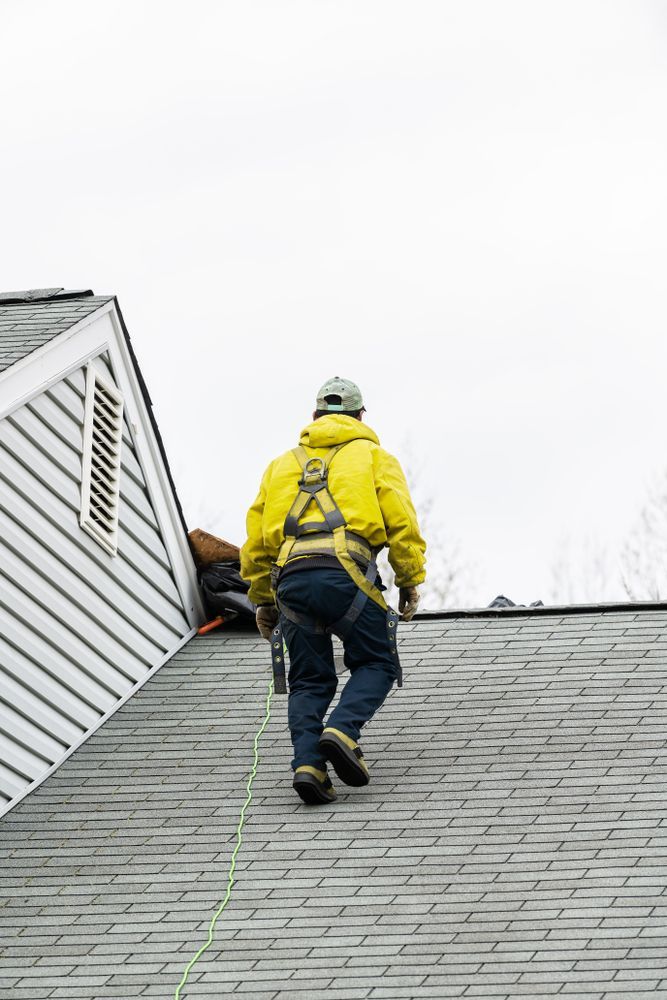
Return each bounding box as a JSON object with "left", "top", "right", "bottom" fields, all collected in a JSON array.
[{"left": 199, "top": 560, "right": 255, "bottom": 620}]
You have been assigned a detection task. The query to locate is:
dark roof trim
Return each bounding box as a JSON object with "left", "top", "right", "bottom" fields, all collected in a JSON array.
[
  {"left": 112, "top": 297, "right": 190, "bottom": 538},
  {"left": 0, "top": 288, "right": 94, "bottom": 304},
  {"left": 416, "top": 599, "right": 667, "bottom": 620}
]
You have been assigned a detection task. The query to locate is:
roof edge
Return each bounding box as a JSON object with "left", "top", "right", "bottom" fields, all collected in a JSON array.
[
  {"left": 111, "top": 297, "right": 189, "bottom": 538},
  {"left": 416, "top": 599, "right": 667, "bottom": 620}
]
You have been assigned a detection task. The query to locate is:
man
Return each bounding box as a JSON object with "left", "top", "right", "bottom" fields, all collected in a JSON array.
[{"left": 240, "top": 377, "right": 426, "bottom": 805}]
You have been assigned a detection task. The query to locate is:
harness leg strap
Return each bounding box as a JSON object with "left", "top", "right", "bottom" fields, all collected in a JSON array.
[
  {"left": 386, "top": 609, "right": 402, "bottom": 687},
  {"left": 276, "top": 585, "right": 403, "bottom": 690},
  {"left": 329, "top": 557, "right": 377, "bottom": 640},
  {"left": 271, "top": 621, "right": 288, "bottom": 694},
  {"left": 275, "top": 596, "right": 327, "bottom": 635}
]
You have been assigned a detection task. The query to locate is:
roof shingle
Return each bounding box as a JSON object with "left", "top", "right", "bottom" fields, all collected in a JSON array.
[
  {"left": 0, "top": 290, "right": 113, "bottom": 373},
  {"left": 1, "top": 609, "right": 666, "bottom": 999}
]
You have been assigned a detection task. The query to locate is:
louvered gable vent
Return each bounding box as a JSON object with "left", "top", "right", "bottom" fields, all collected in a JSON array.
[{"left": 80, "top": 364, "right": 123, "bottom": 555}]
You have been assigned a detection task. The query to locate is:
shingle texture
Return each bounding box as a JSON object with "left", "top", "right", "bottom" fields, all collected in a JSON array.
[
  {"left": 1, "top": 609, "right": 666, "bottom": 999},
  {"left": 0, "top": 294, "right": 112, "bottom": 373}
]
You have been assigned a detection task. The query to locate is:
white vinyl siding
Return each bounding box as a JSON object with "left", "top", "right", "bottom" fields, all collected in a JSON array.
[{"left": 0, "top": 352, "right": 192, "bottom": 813}]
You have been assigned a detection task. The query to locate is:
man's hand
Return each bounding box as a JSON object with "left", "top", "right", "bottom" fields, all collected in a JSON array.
[
  {"left": 256, "top": 604, "right": 279, "bottom": 640},
  {"left": 398, "top": 586, "right": 419, "bottom": 622}
]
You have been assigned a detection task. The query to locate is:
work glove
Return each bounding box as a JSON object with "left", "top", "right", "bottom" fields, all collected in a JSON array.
[
  {"left": 398, "top": 586, "right": 420, "bottom": 622},
  {"left": 256, "top": 604, "right": 279, "bottom": 641}
]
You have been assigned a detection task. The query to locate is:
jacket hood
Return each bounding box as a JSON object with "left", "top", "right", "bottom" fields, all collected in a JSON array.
[{"left": 299, "top": 414, "right": 380, "bottom": 448}]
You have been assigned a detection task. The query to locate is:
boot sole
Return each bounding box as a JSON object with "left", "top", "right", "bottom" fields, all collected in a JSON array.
[
  {"left": 292, "top": 773, "right": 337, "bottom": 805},
  {"left": 319, "top": 733, "right": 369, "bottom": 787}
]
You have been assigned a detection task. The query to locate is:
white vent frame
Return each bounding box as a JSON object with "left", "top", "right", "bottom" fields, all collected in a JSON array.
[{"left": 79, "top": 362, "right": 124, "bottom": 556}]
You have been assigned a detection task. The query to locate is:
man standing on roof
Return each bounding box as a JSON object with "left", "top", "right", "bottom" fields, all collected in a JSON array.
[{"left": 240, "top": 377, "right": 426, "bottom": 805}]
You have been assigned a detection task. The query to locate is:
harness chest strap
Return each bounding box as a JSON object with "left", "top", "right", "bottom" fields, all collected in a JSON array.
[
  {"left": 275, "top": 444, "right": 345, "bottom": 569},
  {"left": 275, "top": 531, "right": 374, "bottom": 564},
  {"left": 275, "top": 443, "right": 387, "bottom": 612}
]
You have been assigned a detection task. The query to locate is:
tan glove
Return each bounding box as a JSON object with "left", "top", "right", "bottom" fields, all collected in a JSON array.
[
  {"left": 256, "top": 604, "right": 279, "bottom": 640},
  {"left": 398, "top": 586, "right": 419, "bottom": 622}
]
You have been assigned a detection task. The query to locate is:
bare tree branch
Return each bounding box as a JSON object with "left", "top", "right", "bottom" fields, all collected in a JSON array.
[
  {"left": 548, "top": 533, "right": 620, "bottom": 605},
  {"left": 378, "top": 449, "right": 476, "bottom": 610},
  {"left": 620, "top": 470, "right": 667, "bottom": 601}
]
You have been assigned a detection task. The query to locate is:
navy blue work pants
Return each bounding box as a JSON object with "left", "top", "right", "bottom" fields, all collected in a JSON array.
[{"left": 276, "top": 567, "right": 397, "bottom": 771}]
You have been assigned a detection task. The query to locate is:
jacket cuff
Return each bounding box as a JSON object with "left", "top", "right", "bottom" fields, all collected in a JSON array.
[
  {"left": 394, "top": 572, "right": 426, "bottom": 589},
  {"left": 249, "top": 586, "right": 275, "bottom": 606}
]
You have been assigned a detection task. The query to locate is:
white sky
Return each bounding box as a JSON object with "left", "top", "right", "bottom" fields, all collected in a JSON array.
[{"left": 2, "top": 1, "right": 667, "bottom": 607}]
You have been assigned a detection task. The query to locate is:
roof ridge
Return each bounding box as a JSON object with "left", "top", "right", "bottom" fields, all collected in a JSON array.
[
  {"left": 0, "top": 288, "right": 96, "bottom": 305},
  {"left": 417, "top": 598, "right": 667, "bottom": 619}
]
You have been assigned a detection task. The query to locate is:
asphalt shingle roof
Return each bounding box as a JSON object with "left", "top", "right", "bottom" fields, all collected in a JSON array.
[
  {"left": 1, "top": 609, "right": 666, "bottom": 999},
  {"left": 0, "top": 290, "right": 112, "bottom": 373}
]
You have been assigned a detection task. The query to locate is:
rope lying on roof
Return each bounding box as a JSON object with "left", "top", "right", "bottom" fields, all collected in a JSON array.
[{"left": 174, "top": 678, "right": 275, "bottom": 1000}]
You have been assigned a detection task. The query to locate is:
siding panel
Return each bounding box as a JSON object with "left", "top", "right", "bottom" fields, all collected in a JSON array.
[
  {"left": 0, "top": 451, "right": 186, "bottom": 636},
  {"left": 9, "top": 404, "right": 167, "bottom": 557},
  {"left": 0, "top": 636, "right": 98, "bottom": 728},
  {"left": 0, "top": 512, "right": 164, "bottom": 665},
  {"left": 1, "top": 575, "right": 133, "bottom": 697},
  {"left": 0, "top": 733, "right": 50, "bottom": 781},
  {"left": 0, "top": 703, "right": 65, "bottom": 764},
  {"left": 0, "top": 420, "right": 180, "bottom": 592},
  {"left": 0, "top": 670, "right": 84, "bottom": 745},
  {"left": 0, "top": 352, "right": 194, "bottom": 816},
  {"left": 0, "top": 608, "right": 116, "bottom": 713},
  {"left": 0, "top": 537, "right": 160, "bottom": 676},
  {"left": 0, "top": 763, "right": 25, "bottom": 803}
]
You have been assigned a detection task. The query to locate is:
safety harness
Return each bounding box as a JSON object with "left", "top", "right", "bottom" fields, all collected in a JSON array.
[{"left": 269, "top": 444, "right": 401, "bottom": 693}]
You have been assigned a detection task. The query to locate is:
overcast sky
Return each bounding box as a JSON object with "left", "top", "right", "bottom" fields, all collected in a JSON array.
[{"left": 2, "top": 1, "right": 667, "bottom": 607}]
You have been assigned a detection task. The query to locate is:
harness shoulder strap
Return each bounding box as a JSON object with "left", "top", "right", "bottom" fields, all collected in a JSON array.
[
  {"left": 291, "top": 445, "right": 309, "bottom": 474},
  {"left": 280, "top": 443, "right": 350, "bottom": 548},
  {"left": 292, "top": 441, "right": 349, "bottom": 475},
  {"left": 275, "top": 439, "right": 387, "bottom": 611}
]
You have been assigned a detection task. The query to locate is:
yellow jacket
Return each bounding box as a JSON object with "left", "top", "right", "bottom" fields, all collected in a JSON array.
[{"left": 240, "top": 415, "right": 426, "bottom": 605}]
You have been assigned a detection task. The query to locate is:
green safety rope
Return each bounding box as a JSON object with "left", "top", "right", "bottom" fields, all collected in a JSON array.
[{"left": 174, "top": 677, "right": 275, "bottom": 999}]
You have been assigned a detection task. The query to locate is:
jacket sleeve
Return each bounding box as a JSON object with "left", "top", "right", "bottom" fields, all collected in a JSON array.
[
  {"left": 240, "top": 463, "right": 275, "bottom": 606},
  {"left": 375, "top": 450, "right": 427, "bottom": 588}
]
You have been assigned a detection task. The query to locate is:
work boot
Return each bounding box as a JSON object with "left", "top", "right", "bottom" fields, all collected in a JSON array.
[
  {"left": 292, "top": 766, "right": 337, "bottom": 805},
  {"left": 319, "top": 728, "right": 370, "bottom": 787}
]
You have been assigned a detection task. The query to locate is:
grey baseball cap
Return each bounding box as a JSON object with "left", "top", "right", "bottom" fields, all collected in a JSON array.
[{"left": 316, "top": 376, "right": 364, "bottom": 412}]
